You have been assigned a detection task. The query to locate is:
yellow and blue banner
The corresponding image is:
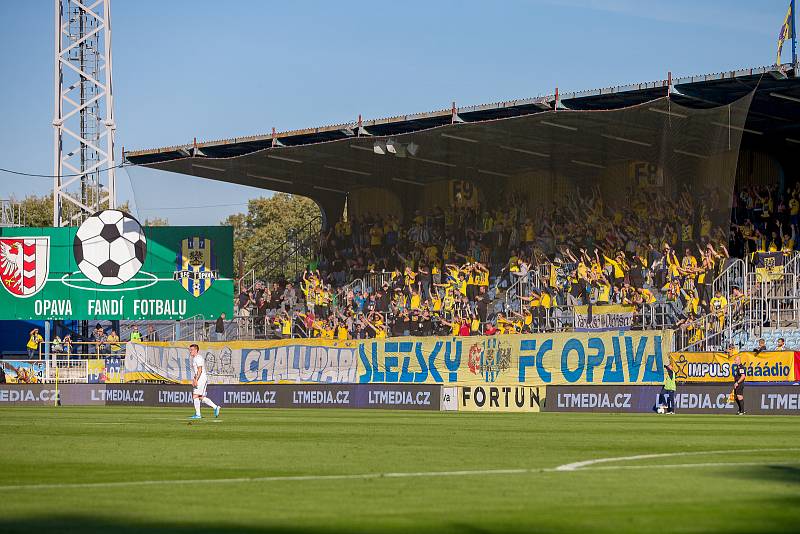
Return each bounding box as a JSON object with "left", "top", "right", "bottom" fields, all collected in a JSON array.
[
  {"left": 670, "top": 351, "right": 795, "bottom": 383},
  {"left": 125, "top": 339, "right": 359, "bottom": 384},
  {"left": 126, "top": 333, "right": 669, "bottom": 387},
  {"left": 357, "top": 332, "right": 670, "bottom": 386}
]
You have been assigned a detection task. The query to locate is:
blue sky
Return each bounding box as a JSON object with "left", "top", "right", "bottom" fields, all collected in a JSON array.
[{"left": 0, "top": 0, "right": 793, "bottom": 225}]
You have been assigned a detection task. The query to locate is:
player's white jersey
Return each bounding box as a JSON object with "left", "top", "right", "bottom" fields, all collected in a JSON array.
[{"left": 191, "top": 354, "right": 206, "bottom": 380}]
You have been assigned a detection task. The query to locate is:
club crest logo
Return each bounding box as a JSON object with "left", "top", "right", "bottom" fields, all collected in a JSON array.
[
  {"left": 467, "top": 338, "right": 512, "bottom": 382},
  {"left": 174, "top": 237, "right": 218, "bottom": 297},
  {"left": 0, "top": 237, "right": 50, "bottom": 298}
]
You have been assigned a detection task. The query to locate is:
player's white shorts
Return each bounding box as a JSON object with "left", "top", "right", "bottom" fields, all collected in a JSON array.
[{"left": 193, "top": 377, "right": 208, "bottom": 397}]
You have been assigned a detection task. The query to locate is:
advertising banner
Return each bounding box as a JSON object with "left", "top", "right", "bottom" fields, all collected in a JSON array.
[
  {"left": 441, "top": 387, "right": 458, "bottom": 411},
  {"left": 545, "top": 385, "right": 662, "bottom": 413},
  {"left": 0, "top": 223, "right": 233, "bottom": 320},
  {"left": 124, "top": 340, "right": 359, "bottom": 384},
  {"left": 670, "top": 351, "right": 795, "bottom": 383},
  {"left": 357, "top": 332, "right": 669, "bottom": 387},
  {"left": 458, "top": 386, "right": 543, "bottom": 412},
  {"left": 0, "top": 384, "right": 58, "bottom": 405},
  {"left": 213, "top": 384, "right": 440, "bottom": 410},
  {"left": 545, "top": 384, "right": 800, "bottom": 415},
  {"left": 57, "top": 384, "right": 108, "bottom": 405},
  {"left": 573, "top": 305, "right": 635, "bottom": 332},
  {"left": 46, "top": 383, "right": 441, "bottom": 410},
  {"left": 752, "top": 385, "right": 800, "bottom": 415},
  {"left": 0, "top": 360, "right": 46, "bottom": 383},
  {"left": 0, "top": 384, "right": 106, "bottom": 405}
]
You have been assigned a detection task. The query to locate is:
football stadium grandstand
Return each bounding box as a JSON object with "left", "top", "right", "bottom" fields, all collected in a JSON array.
[
  {"left": 125, "top": 65, "right": 800, "bottom": 351},
  {"left": 5, "top": 4, "right": 800, "bottom": 533}
]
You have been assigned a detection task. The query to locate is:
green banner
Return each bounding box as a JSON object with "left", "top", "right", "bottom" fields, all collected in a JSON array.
[{"left": 0, "top": 214, "right": 233, "bottom": 320}]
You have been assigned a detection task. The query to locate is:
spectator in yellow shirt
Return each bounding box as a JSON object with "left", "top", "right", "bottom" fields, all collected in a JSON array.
[{"left": 26, "top": 329, "right": 44, "bottom": 359}]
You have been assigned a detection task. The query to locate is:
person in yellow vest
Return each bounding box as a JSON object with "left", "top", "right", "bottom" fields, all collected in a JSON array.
[
  {"left": 334, "top": 217, "right": 348, "bottom": 239},
  {"left": 369, "top": 222, "right": 383, "bottom": 252},
  {"left": 710, "top": 290, "right": 728, "bottom": 331},
  {"left": 322, "top": 321, "right": 335, "bottom": 340},
  {"left": 470, "top": 314, "right": 481, "bottom": 334},
  {"left": 335, "top": 318, "right": 349, "bottom": 341},
  {"left": 510, "top": 308, "right": 533, "bottom": 334},
  {"left": 681, "top": 287, "right": 700, "bottom": 317},
  {"left": 789, "top": 194, "right": 799, "bottom": 227},
  {"left": 603, "top": 252, "right": 626, "bottom": 286},
  {"left": 522, "top": 218, "right": 536, "bottom": 246},
  {"left": 278, "top": 311, "right": 293, "bottom": 339},
  {"left": 699, "top": 212, "right": 712, "bottom": 240},
  {"left": 666, "top": 248, "right": 681, "bottom": 281},
  {"left": 430, "top": 288, "right": 443, "bottom": 313},
  {"left": 688, "top": 317, "right": 705, "bottom": 344},
  {"left": 472, "top": 262, "right": 490, "bottom": 289},
  {"left": 638, "top": 287, "right": 657, "bottom": 305},
  {"left": 439, "top": 315, "right": 462, "bottom": 337},
  {"left": 404, "top": 266, "right": 418, "bottom": 295},
  {"left": 107, "top": 330, "right": 122, "bottom": 355},
  {"left": 409, "top": 289, "right": 421, "bottom": 311},
  {"left": 27, "top": 329, "right": 44, "bottom": 359},
  {"left": 497, "top": 312, "right": 521, "bottom": 334},
  {"left": 658, "top": 361, "right": 677, "bottom": 414},
  {"left": 129, "top": 325, "right": 142, "bottom": 343},
  {"left": 595, "top": 277, "right": 612, "bottom": 305},
  {"left": 363, "top": 313, "right": 387, "bottom": 339}
]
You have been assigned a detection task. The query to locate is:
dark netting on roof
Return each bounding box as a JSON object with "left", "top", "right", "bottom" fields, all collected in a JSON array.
[
  {"left": 341, "top": 93, "right": 755, "bottom": 256},
  {"left": 137, "top": 93, "right": 753, "bottom": 259}
]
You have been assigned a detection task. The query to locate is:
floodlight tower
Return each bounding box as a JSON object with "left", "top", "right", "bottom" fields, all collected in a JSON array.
[{"left": 52, "top": 0, "right": 116, "bottom": 227}]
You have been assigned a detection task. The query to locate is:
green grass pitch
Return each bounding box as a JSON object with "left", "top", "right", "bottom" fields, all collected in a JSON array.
[{"left": 1, "top": 407, "right": 799, "bottom": 533}]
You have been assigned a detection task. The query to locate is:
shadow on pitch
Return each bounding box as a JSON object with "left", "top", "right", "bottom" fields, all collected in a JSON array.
[
  {"left": 2, "top": 511, "right": 799, "bottom": 534},
  {"left": 724, "top": 464, "right": 800, "bottom": 487},
  {"left": 0, "top": 518, "right": 340, "bottom": 534},
  {"left": 0, "top": 517, "right": 449, "bottom": 534}
]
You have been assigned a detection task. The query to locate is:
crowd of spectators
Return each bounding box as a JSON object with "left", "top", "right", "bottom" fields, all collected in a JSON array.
[{"left": 235, "top": 184, "right": 800, "bottom": 341}]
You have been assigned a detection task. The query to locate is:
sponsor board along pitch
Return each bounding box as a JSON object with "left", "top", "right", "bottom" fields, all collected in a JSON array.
[{"left": 0, "top": 407, "right": 798, "bottom": 533}]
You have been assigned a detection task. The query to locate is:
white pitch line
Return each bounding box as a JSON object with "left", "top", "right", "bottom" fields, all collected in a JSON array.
[
  {"left": 0, "top": 469, "right": 534, "bottom": 492},
  {"left": 554, "top": 447, "right": 800, "bottom": 472},
  {"left": 2, "top": 448, "right": 798, "bottom": 492}
]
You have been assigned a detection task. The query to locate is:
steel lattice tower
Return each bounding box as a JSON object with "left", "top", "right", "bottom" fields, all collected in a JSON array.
[{"left": 53, "top": 0, "right": 116, "bottom": 227}]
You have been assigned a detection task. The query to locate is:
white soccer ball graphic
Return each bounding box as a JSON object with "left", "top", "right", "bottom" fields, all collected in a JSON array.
[{"left": 73, "top": 210, "right": 147, "bottom": 286}]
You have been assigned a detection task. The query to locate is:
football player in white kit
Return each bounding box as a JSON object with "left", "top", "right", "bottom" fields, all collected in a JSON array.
[{"left": 188, "top": 343, "right": 221, "bottom": 419}]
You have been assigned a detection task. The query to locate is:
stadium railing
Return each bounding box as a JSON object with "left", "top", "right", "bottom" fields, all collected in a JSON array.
[
  {"left": 120, "top": 314, "right": 209, "bottom": 343},
  {"left": 44, "top": 359, "right": 89, "bottom": 384},
  {"left": 38, "top": 341, "right": 126, "bottom": 360},
  {"left": 237, "top": 215, "right": 322, "bottom": 295}
]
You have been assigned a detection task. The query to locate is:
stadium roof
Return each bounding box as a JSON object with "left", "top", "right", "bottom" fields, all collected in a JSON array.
[{"left": 125, "top": 63, "right": 800, "bottom": 219}]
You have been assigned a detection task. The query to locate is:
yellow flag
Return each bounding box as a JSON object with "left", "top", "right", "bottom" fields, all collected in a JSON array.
[{"left": 777, "top": 2, "right": 793, "bottom": 64}]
